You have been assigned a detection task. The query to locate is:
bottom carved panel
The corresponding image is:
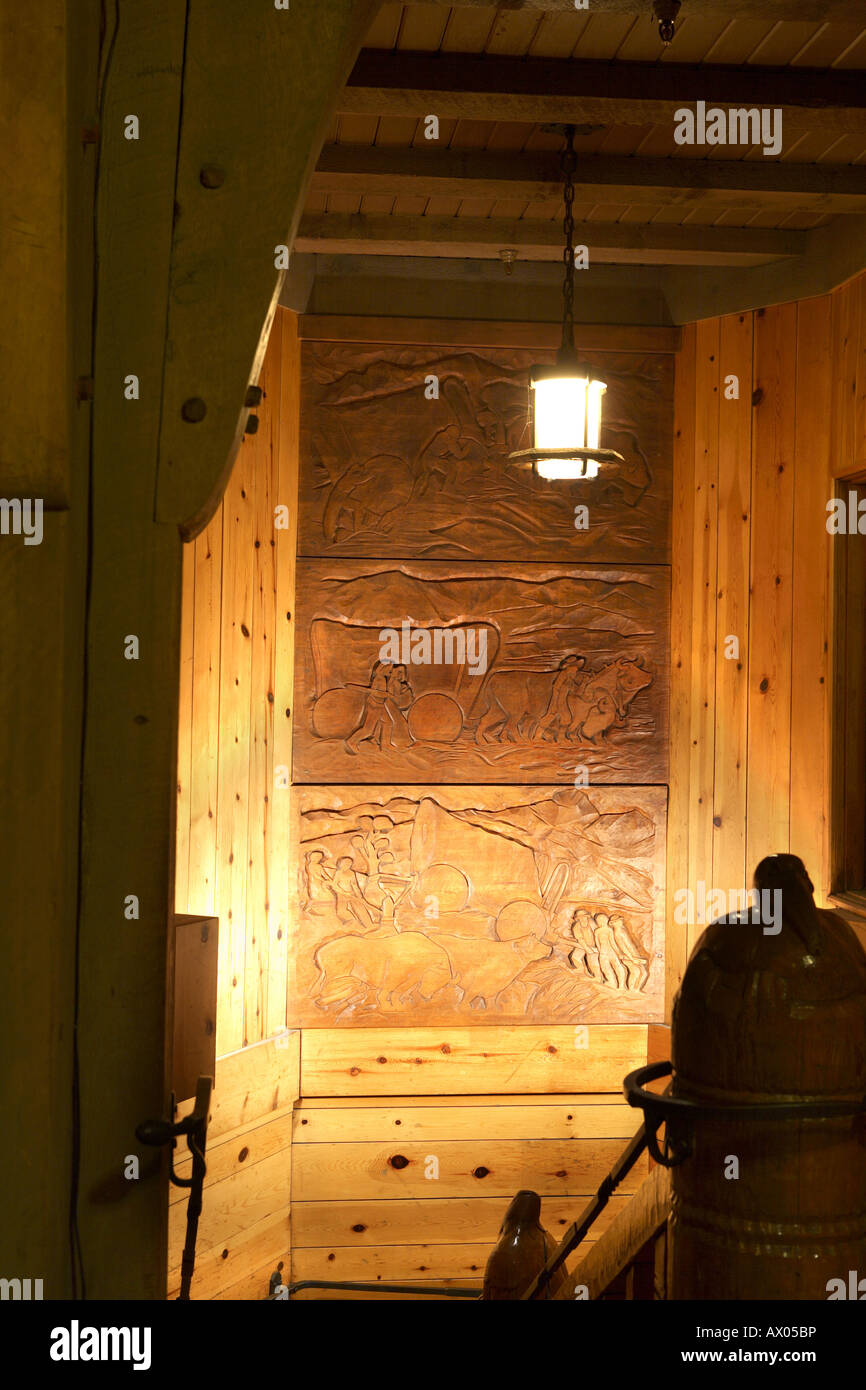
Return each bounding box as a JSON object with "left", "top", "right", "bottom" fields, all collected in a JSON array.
[{"left": 289, "top": 785, "right": 666, "bottom": 1027}]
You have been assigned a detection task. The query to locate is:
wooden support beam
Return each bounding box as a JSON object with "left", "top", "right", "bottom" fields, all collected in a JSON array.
[
  {"left": 156, "top": 3, "right": 378, "bottom": 539},
  {"left": 312, "top": 147, "right": 866, "bottom": 215},
  {"left": 296, "top": 213, "right": 806, "bottom": 267},
  {"left": 430, "top": 0, "right": 866, "bottom": 19},
  {"left": 70, "top": 0, "right": 376, "bottom": 1302},
  {"left": 344, "top": 51, "right": 866, "bottom": 137},
  {"left": 298, "top": 315, "right": 681, "bottom": 353},
  {"left": 662, "top": 213, "right": 866, "bottom": 323}
]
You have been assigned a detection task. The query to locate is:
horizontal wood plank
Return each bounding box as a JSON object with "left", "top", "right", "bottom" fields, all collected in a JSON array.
[
  {"left": 290, "top": 1279, "right": 482, "bottom": 1300},
  {"left": 293, "top": 1138, "right": 646, "bottom": 1201},
  {"left": 176, "top": 1033, "right": 300, "bottom": 1138},
  {"left": 291, "top": 1193, "right": 630, "bottom": 1248},
  {"left": 300, "top": 1025, "right": 649, "bottom": 1096},
  {"left": 293, "top": 1097, "right": 635, "bottom": 1143},
  {"left": 170, "top": 1111, "right": 293, "bottom": 1202},
  {"left": 297, "top": 1093, "right": 626, "bottom": 1109},
  {"left": 168, "top": 1148, "right": 291, "bottom": 1264},
  {"left": 292, "top": 1239, "right": 590, "bottom": 1282},
  {"left": 168, "top": 1211, "right": 290, "bottom": 1301}
]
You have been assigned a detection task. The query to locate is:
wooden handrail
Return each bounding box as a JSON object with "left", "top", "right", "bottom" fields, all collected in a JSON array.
[
  {"left": 554, "top": 1164, "right": 671, "bottom": 1300},
  {"left": 521, "top": 1124, "right": 649, "bottom": 1300}
]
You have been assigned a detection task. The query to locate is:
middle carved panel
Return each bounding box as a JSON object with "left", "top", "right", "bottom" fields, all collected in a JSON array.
[{"left": 293, "top": 560, "right": 669, "bottom": 785}]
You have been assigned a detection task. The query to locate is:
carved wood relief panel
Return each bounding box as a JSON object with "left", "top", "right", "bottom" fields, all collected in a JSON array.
[
  {"left": 291, "top": 331, "right": 673, "bottom": 1026},
  {"left": 289, "top": 785, "right": 666, "bottom": 1027},
  {"left": 298, "top": 344, "right": 672, "bottom": 564},
  {"left": 293, "top": 561, "right": 669, "bottom": 785}
]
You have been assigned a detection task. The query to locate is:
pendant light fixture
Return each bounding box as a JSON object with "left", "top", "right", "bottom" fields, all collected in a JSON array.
[{"left": 510, "top": 125, "right": 623, "bottom": 482}]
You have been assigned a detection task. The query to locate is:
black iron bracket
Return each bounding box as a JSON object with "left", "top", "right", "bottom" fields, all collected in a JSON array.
[{"left": 624, "top": 1061, "right": 866, "bottom": 1169}]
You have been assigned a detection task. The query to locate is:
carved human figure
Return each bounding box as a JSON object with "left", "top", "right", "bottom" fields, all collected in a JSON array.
[
  {"left": 609, "top": 912, "right": 648, "bottom": 991},
  {"left": 384, "top": 663, "right": 414, "bottom": 747},
  {"left": 594, "top": 912, "right": 625, "bottom": 989},
  {"left": 330, "top": 855, "right": 376, "bottom": 932},
  {"left": 345, "top": 661, "right": 396, "bottom": 753},
  {"left": 568, "top": 907, "right": 602, "bottom": 981},
  {"left": 535, "top": 654, "right": 586, "bottom": 741},
  {"left": 301, "top": 849, "right": 333, "bottom": 908}
]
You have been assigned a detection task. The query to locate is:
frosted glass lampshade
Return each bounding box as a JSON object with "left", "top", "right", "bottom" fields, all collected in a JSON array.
[{"left": 532, "top": 371, "right": 607, "bottom": 480}]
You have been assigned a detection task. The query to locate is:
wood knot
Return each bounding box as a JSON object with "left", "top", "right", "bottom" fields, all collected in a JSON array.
[
  {"left": 473, "top": 1166, "right": 490, "bottom": 1179},
  {"left": 389, "top": 1154, "right": 409, "bottom": 1170},
  {"left": 352, "top": 1224, "right": 366, "bottom": 1233},
  {"left": 238, "top": 1147, "right": 249, "bottom": 1163},
  {"left": 751, "top": 386, "right": 764, "bottom": 406}
]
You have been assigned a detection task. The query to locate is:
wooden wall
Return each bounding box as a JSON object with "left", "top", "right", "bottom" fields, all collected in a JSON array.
[
  {"left": 174, "top": 279, "right": 866, "bottom": 1298},
  {"left": 173, "top": 308, "right": 663, "bottom": 1298},
  {"left": 291, "top": 1034, "right": 646, "bottom": 1299},
  {"left": 668, "top": 270, "right": 866, "bottom": 999},
  {"left": 175, "top": 311, "right": 299, "bottom": 1055}
]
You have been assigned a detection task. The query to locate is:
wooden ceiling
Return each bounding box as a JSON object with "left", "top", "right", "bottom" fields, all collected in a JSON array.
[{"left": 298, "top": 1, "right": 866, "bottom": 283}]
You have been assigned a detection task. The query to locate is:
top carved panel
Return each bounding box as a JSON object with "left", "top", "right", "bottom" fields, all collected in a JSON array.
[{"left": 298, "top": 343, "right": 673, "bottom": 564}]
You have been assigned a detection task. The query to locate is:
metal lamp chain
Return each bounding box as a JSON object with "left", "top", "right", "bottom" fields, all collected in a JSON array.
[{"left": 561, "top": 125, "right": 577, "bottom": 356}]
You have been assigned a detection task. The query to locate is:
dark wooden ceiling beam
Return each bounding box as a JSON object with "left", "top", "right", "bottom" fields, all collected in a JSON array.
[
  {"left": 312, "top": 146, "right": 866, "bottom": 213},
  {"left": 343, "top": 51, "right": 866, "bottom": 135},
  {"left": 296, "top": 212, "right": 807, "bottom": 266},
  {"left": 426, "top": 0, "right": 866, "bottom": 19}
]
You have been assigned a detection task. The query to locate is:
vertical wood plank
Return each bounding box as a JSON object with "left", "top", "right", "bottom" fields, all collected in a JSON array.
[
  {"left": 668, "top": 322, "right": 696, "bottom": 1007},
  {"left": 243, "top": 331, "right": 279, "bottom": 1047},
  {"left": 188, "top": 513, "right": 223, "bottom": 916},
  {"left": 216, "top": 443, "right": 257, "bottom": 1054},
  {"left": 831, "top": 280, "right": 860, "bottom": 481},
  {"left": 712, "top": 311, "right": 753, "bottom": 902},
  {"left": 268, "top": 311, "right": 300, "bottom": 1039},
  {"left": 856, "top": 274, "right": 866, "bottom": 468},
  {"left": 175, "top": 543, "right": 195, "bottom": 911},
  {"left": 746, "top": 304, "right": 797, "bottom": 872},
  {"left": 790, "top": 295, "right": 833, "bottom": 899},
  {"left": 686, "top": 318, "right": 720, "bottom": 960},
  {"left": 843, "top": 490, "right": 866, "bottom": 890}
]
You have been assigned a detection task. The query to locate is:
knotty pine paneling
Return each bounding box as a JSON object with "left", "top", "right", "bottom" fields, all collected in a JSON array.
[
  {"left": 168, "top": 1037, "right": 299, "bottom": 1301},
  {"left": 175, "top": 309, "right": 299, "bottom": 1054},
  {"left": 290, "top": 1092, "right": 643, "bottom": 1298},
  {"left": 300, "top": 1024, "right": 649, "bottom": 1096},
  {"left": 667, "top": 270, "right": 866, "bottom": 1004}
]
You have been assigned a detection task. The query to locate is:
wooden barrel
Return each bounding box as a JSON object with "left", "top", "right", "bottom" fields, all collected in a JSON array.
[{"left": 669, "top": 855, "right": 866, "bottom": 1299}]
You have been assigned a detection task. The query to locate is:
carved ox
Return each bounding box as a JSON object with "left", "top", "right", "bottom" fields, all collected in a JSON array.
[
  {"left": 472, "top": 657, "right": 652, "bottom": 744},
  {"left": 312, "top": 931, "right": 451, "bottom": 1011},
  {"left": 312, "top": 927, "right": 551, "bottom": 1014},
  {"left": 437, "top": 933, "right": 550, "bottom": 1010},
  {"left": 566, "top": 657, "right": 653, "bottom": 742}
]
